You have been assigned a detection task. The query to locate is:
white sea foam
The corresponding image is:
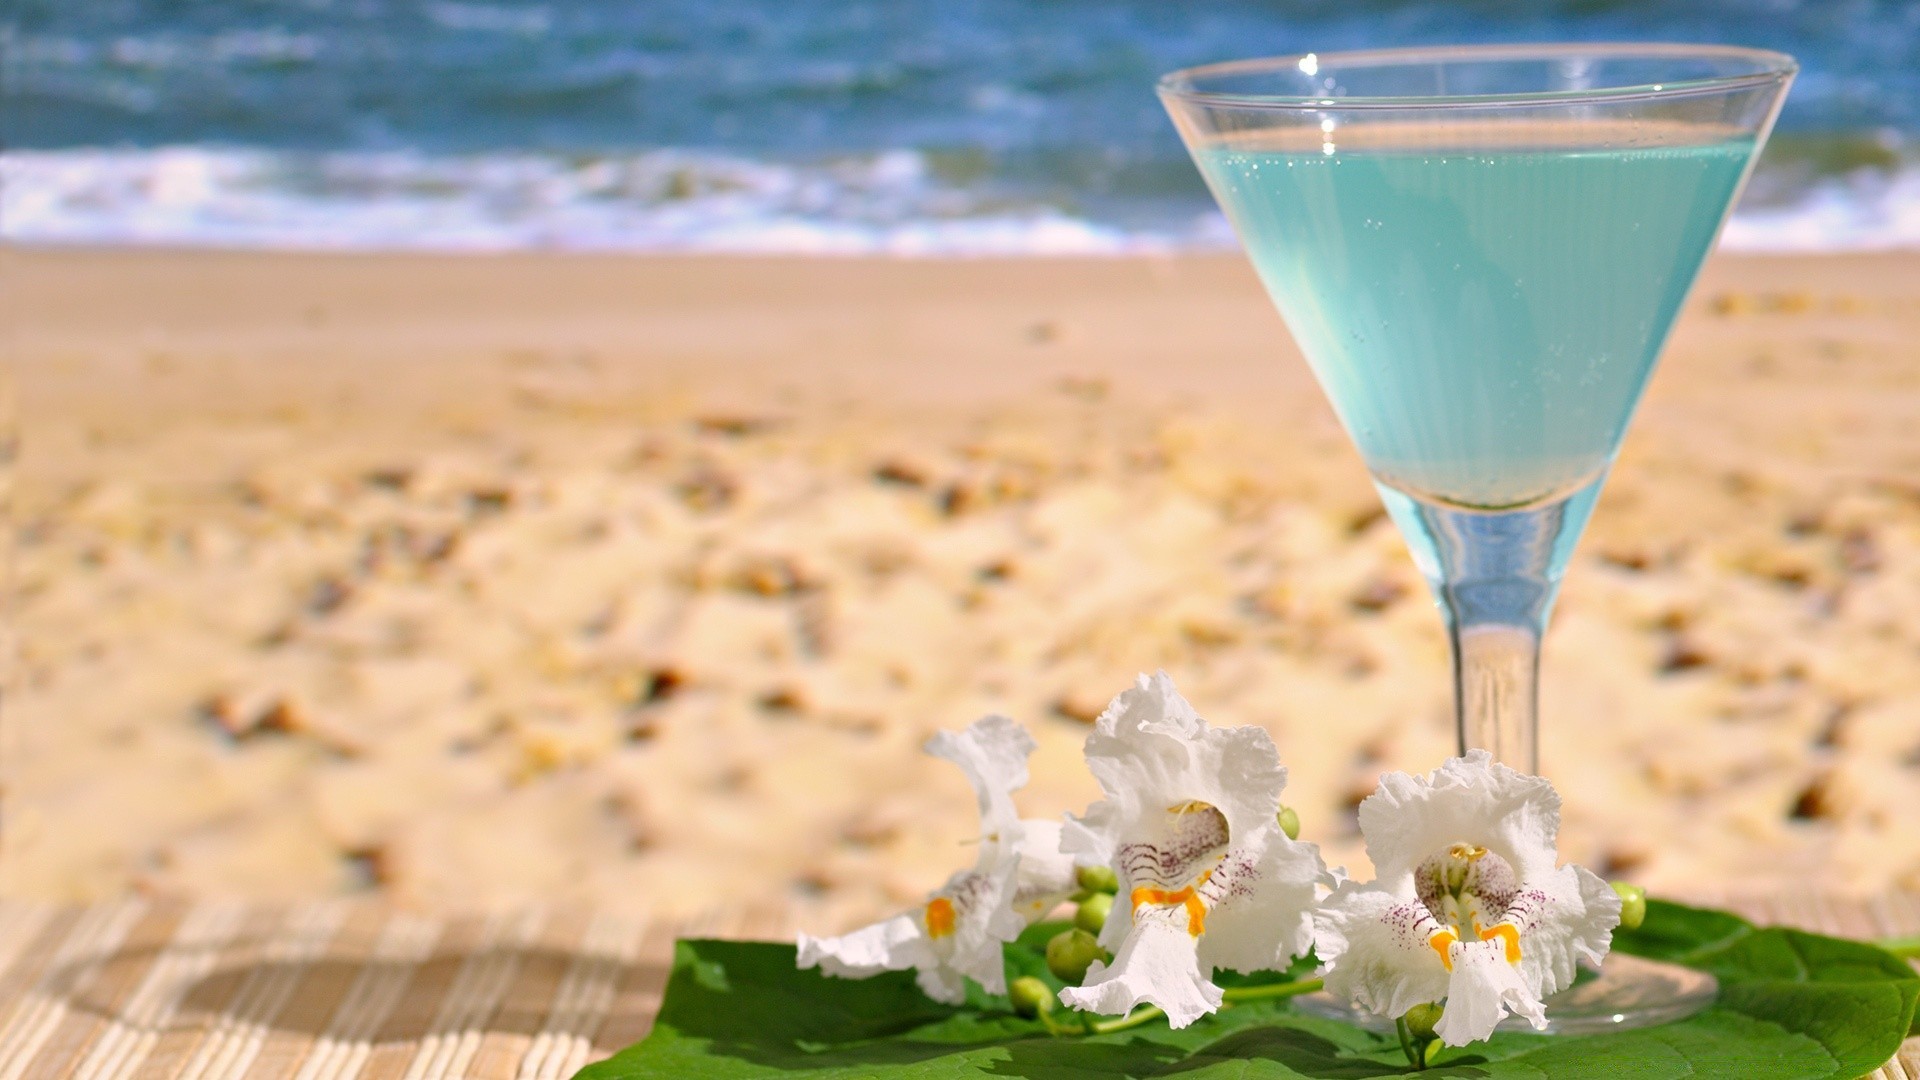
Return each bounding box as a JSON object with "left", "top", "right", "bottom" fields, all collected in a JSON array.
[
  {"left": 2, "top": 145, "right": 1914, "bottom": 255},
  {"left": 0, "top": 146, "right": 1186, "bottom": 255},
  {"left": 1720, "top": 166, "right": 1920, "bottom": 251}
]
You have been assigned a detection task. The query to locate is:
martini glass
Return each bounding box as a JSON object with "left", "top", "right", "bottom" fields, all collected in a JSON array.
[{"left": 1160, "top": 44, "right": 1793, "bottom": 1031}]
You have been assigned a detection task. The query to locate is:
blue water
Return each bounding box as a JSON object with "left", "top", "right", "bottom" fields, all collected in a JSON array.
[
  {"left": 1199, "top": 138, "right": 1755, "bottom": 508},
  {"left": 5, "top": 0, "right": 1919, "bottom": 252}
]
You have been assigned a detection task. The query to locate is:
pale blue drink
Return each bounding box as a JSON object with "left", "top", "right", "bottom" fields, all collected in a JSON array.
[{"left": 1196, "top": 128, "right": 1753, "bottom": 510}]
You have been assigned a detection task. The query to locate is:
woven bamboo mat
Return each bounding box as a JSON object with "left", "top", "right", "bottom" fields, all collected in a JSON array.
[{"left": 0, "top": 895, "right": 1907, "bottom": 1079}]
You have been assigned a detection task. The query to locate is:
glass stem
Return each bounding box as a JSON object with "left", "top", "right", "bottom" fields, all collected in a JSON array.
[
  {"left": 1448, "top": 612, "right": 1541, "bottom": 774},
  {"left": 1380, "top": 480, "right": 1605, "bottom": 776}
]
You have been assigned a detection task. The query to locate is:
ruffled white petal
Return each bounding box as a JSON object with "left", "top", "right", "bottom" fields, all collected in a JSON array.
[
  {"left": 797, "top": 913, "right": 930, "bottom": 981},
  {"left": 799, "top": 714, "right": 1055, "bottom": 1003},
  {"left": 1196, "top": 837, "right": 1323, "bottom": 975},
  {"left": 925, "top": 714, "right": 1033, "bottom": 863},
  {"left": 916, "top": 964, "right": 967, "bottom": 1004},
  {"left": 1317, "top": 751, "right": 1622, "bottom": 1046},
  {"left": 1060, "top": 672, "right": 1327, "bottom": 1024},
  {"left": 1435, "top": 939, "right": 1546, "bottom": 1045},
  {"left": 797, "top": 861, "right": 1024, "bottom": 1004},
  {"left": 1011, "top": 818, "right": 1079, "bottom": 923},
  {"left": 1504, "top": 863, "right": 1621, "bottom": 997},
  {"left": 1314, "top": 881, "right": 1452, "bottom": 1021},
  {"left": 1076, "top": 673, "right": 1287, "bottom": 853},
  {"left": 1359, "top": 750, "right": 1563, "bottom": 886},
  {"left": 1058, "top": 910, "right": 1223, "bottom": 1029},
  {"left": 944, "top": 863, "right": 1028, "bottom": 997}
]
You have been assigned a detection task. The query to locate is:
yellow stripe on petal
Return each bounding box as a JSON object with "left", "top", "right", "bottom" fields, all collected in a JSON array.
[
  {"left": 1479, "top": 921, "right": 1522, "bottom": 964},
  {"left": 1130, "top": 879, "right": 1211, "bottom": 937},
  {"left": 925, "top": 897, "right": 957, "bottom": 939},
  {"left": 1429, "top": 927, "right": 1460, "bottom": 971}
]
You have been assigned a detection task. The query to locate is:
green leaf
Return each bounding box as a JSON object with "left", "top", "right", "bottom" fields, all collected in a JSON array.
[{"left": 577, "top": 899, "right": 1920, "bottom": 1080}]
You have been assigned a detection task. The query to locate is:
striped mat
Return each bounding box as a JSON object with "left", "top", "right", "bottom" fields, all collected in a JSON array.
[{"left": 0, "top": 896, "right": 1907, "bottom": 1079}]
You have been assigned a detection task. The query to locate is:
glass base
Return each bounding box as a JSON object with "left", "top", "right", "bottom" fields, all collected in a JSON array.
[{"left": 1294, "top": 953, "right": 1718, "bottom": 1035}]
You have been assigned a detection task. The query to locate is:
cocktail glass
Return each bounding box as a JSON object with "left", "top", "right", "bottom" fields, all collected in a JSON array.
[{"left": 1159, "top": 44, "right": 1794, "bottom": 1032}]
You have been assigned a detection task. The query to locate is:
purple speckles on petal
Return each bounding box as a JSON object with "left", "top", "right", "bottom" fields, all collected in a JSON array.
[
  {"left": 1196, "top": 848, "right": 1259, "bottom": 909},
  {"left": 1466, "top": 855, "right": 1519, "bottom": 916},
  {"left": 1385, "top": 901, "right": 1446, "bottom": 954},
  {"left": 944, "top": 871, "right": 992, "bottom": 916},
  {"left": 1500, "top": 889, "right": 1553, "bottom": 933},
  {"left": 1415, "top": 845, "right": 1520, "bottom": 926},
  {"left": 1119, "top": 803, "right": 1231, "bottom": 892}
]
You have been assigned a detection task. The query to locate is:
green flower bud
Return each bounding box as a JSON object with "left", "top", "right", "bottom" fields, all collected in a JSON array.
[
  {"left": 1075, "top": 864, "right": 1119, "bottom": 895},
  {"left": 1401, "top": 1001, "right": 1445, "bottom": 1042},
  {"left": 1075, "top": 891, "right": 1114, "bottom": 936},
  {"left": 1277, "top": 804, "right": 1301, "bottom": 841},
  {"left": 1046, "top": 927, "right": 1107, "bottom": 985},
  {"left": 1612, "top": 881, "right": 1647, "bottom": 930},
  {"left": 1009, "top": 975, "right": 1054, "bottom": 1019}
]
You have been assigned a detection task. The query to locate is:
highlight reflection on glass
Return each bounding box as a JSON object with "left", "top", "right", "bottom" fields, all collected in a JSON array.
[{"left": 1160, "top": 43, "right": 1794, "bottom": 1030}]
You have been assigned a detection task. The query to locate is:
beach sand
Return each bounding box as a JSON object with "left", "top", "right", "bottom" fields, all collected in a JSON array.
[{"left": 6, "top": 248, "right": 1919, "bottom": 929}]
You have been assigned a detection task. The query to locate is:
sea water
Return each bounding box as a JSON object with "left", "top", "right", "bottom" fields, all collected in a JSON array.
[
  {"left": 1197, "top": 136, "right": 1755, "bottom": 509},
  {"left": 6, "top": 0, "right": 1911, "bottom": 252}
]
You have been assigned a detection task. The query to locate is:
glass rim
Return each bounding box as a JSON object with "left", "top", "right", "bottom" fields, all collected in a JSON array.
[{"left": 1158, "top": 42, "right": 1797, "bottom": 111}]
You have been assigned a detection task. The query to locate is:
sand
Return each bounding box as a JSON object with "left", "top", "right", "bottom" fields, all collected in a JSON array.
[{"left": 5, "top": 247, "right": 1919, "bottom": 929}]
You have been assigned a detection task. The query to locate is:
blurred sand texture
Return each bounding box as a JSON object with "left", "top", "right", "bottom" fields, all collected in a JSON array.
[{"left": 6, "top": 249, "right": 1920, "bottom": 929}]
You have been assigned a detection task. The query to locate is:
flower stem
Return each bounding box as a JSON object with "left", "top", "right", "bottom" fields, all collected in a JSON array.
[
  {"left": 1089, "top": 1004, "right": 1164, "bottom": 1034},
  {"left": 1221, "top": 977, "right": 1323, "bottom": 1003},
  {"left": 1395, "top": 1016, "right": 1431, "bottom": 1070},
  {"left": 1882, "top": 935, "right": 1920, "bottom": 960},
  {"left": 1077, "top": 978, "right": 1323, "bottom": 1036}
]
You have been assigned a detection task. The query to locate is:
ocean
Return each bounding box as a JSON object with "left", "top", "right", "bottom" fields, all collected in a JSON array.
[{"left": 5, "top": 0, "right": 1917, "bottom": 254}]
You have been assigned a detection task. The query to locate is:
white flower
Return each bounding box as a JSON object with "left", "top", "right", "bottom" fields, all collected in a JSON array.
[
  {"left": 1057, "top": 673, "right": 1330, "bottom": 1028},
  {"left": 1314, "top": 749, "right": 1622, "bottom": 1046},
  {"left": 796, "top": 714, "right": 1077, "bottom": 1003}
]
